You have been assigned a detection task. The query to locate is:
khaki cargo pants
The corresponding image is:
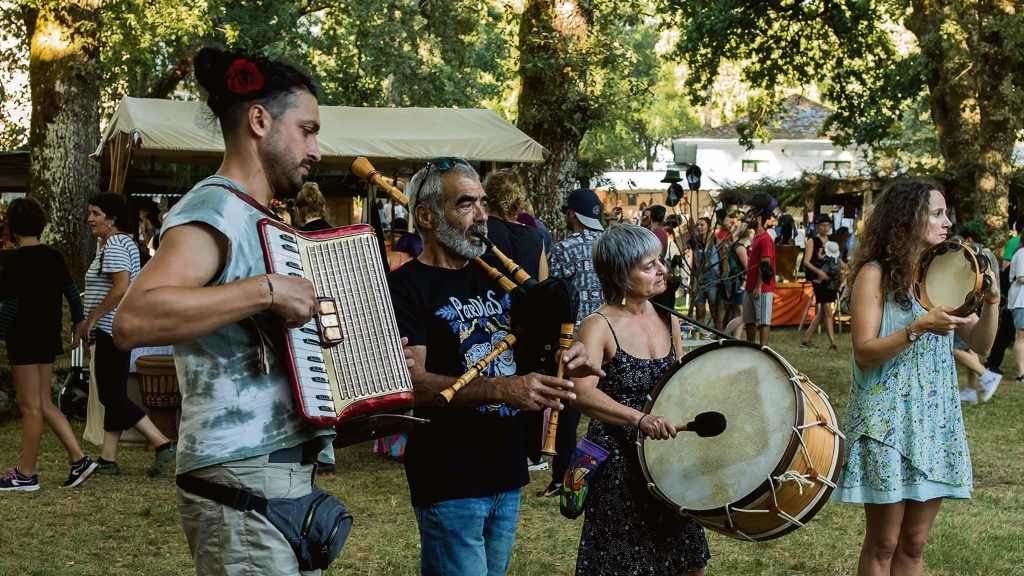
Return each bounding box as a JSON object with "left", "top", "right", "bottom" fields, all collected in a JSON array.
[{"left": 177, "top": 454, "right": 320, "bottom": 576}]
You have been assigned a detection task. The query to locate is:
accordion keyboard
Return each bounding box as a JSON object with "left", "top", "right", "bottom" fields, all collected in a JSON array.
[{"left": 260, "top": 220, "right": 413, "bottom": 427}]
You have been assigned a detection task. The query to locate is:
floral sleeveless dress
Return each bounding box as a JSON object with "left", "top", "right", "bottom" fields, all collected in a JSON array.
[
  {"left": 835, "top": 276, "right": 972, "bottom": 504},
  {"left": 575, "top": 313, "right": 709, "bottom": 576}
]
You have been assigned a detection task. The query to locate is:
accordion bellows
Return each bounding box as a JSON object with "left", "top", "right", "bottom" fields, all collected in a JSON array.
[{"left": 258, "top": 220, "right": 414, "bottom": 428}]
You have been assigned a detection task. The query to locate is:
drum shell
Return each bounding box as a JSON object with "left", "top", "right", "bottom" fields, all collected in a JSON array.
[
  {"left": 136, "top": 355, "right": 180, "bottom": 409},
  {"left": 637, "top": 340, "right": 844, "bottom": 541}
]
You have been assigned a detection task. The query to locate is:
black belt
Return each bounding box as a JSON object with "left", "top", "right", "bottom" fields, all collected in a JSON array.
[
  {"left": 176, "top": 474, "right": 269, "bottom": 514},
  {"left": 268, "top": 441, "right": 322, "bottom": 464}
]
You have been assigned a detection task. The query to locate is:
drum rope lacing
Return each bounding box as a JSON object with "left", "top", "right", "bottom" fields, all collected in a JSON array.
[
  {"left": 649, "top": 347, "right": 846, "bottom": 540},
  {"left": 774, "top": 471, "right": 816, "bottom": 495},
  {"left": 715, "top": 378, "right": 843, "bottom": 537}
]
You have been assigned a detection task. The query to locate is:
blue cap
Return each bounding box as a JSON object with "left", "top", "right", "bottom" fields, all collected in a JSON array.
[{"left": 564, "top": 188, "right": 604, "bottom": 231}]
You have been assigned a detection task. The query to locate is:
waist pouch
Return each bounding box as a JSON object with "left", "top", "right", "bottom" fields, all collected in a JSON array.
[{"left": 176, "top": 474, "right": 352, "bottom": 570}]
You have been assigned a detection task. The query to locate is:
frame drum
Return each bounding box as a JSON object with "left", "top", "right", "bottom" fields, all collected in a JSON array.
[
  {"left": 914, "top": 240, "right": 985, "bottom": 317},
  {"left": 638, "top": 340, "right": 844, "bottom": 541}
]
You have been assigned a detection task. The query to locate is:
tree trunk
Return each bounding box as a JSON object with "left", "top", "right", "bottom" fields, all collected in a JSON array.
[
  {"left": 516, "top": 0, "right": 594, "bottom": 231},
  {"left": 908, "top": 1, "right": 1016, "bottom": 243},
  {"left": 24, "top": 1, "right": 102, "bottom": 282}
]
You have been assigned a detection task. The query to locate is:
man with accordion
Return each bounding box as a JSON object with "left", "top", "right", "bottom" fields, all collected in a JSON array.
[
  {"left": 115, "top": 48, "right": 357, "bottom": 575},
  {"left": 389, "top": 159, "right": 602, "bottom": 576}
]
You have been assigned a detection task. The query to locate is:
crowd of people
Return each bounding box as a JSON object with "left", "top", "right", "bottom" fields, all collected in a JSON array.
[
  {"left": 0, "top": 44, "right": 1018, "bottom": 576},
  {"left": 0, "top": 192, "right": 178, "bottom": 492}
]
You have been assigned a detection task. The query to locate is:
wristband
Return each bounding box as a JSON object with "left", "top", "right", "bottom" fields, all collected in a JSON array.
[
  {"left": 265, "top": 274, "right": 275, "bottom": 307},
  {"left": 637, "top": 413, "right": 648, "bottom": 428}
]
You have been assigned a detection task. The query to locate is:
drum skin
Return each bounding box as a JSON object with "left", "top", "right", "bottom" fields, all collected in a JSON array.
[
  {"left": 914, "top": 240, "right": 984, "bottom": 317},
  {"left": 638, "top": 340, "right": 844, "bottom": 541}
]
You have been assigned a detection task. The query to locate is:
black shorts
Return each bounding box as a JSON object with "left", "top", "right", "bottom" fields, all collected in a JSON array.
[
  {"left": 812, "top": 284, "right": 838, "bottom": 304},
  {"left": 5, "top": 335, "right": 61, "bottom": 366}
]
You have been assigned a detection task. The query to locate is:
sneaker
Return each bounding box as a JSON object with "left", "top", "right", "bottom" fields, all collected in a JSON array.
[
  {"left": 537, "top": 481, "right": 562, "bottom": 497},
  {"left": 63, "top": 457, "right": 99, "bottom": 488},
  {"left": 527, "top": 460, "right": 550, "bottom": 472},
  {"left": 959, "top": 388, "right": 979, "bottom": 405},
  {"left": 95, "top": 458, "right": 121, "bottom": 475},
  {"left": 147, "top": 443, "right": 176, "bottom": 478},
  {"left": 980, "top": 370, "right": 1003, "bottom": 402},
  {"left": 0, "top": 468, "right": 40, "bottom": 492},
  {"left": 799, "top": 341, "right": 814, "bottom": 349}
]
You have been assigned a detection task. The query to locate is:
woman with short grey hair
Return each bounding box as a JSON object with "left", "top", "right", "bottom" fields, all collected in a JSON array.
[{"left": 571, "top": 223, "right": 710, "bottom": 575}]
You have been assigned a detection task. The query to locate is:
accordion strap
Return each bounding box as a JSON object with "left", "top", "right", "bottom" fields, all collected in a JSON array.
[{"left": 205, "top": 181, "right": 283, "bottom": 222}]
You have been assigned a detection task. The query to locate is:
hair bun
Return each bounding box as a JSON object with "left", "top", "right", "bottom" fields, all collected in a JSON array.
[
  {"left": 194, "top": 47, "right": 239, "bottom": 115},
  {"left": 194, "top": 47, "right": 229, "bottom": 92}
]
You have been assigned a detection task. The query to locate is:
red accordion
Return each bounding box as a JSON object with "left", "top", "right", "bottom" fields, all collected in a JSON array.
[{"left": 258, "top": 219, "right": 415, "bottom": 440}]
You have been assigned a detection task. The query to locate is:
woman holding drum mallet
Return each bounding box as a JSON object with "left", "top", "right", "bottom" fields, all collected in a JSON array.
[
  {"left": 570, "top": 224, "right": 709, "bottom": 576},
  {"left": 836, "top": 179, "right": 999, "bottom": 576}
]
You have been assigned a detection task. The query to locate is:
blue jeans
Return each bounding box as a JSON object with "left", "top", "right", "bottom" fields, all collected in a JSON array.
[{"left": 414, "top": 489, "right": 521, "bottom": 576}]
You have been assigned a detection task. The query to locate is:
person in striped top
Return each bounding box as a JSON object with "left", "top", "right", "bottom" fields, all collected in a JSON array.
[{"left": 77, "top": 192, "right": 174, "bottom": 477}]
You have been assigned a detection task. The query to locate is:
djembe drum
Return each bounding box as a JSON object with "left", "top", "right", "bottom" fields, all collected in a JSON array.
[{"left": 136, "top": 355, "right": 180, "bottom": 440}]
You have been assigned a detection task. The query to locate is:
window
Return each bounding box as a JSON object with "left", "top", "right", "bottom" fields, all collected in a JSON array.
[
  {"left": 823, "top": 160, "right": 851, "bottom": 171},
  {"left": 741, "top": 160, "right": 764, "bottom": 173},
  {"left": 627, "top": 194, "right": 637, "bottom": 206}
]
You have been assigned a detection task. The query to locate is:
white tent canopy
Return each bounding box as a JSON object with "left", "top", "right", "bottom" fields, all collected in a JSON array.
[{"left": 93, "top": 96, "right": 547, "bottom": 168}]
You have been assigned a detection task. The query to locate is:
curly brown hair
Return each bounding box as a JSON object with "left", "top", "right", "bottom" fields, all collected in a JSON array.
[
  {"left": 482, "top": 168, "right": 524, "bottom": 220},
  {"left": 848, "top": 179, "right": 943, "bottom": 310}
]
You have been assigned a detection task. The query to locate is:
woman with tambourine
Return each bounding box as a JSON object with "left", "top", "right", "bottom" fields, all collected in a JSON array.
[{"left": 835, "top": 179, "right": 999, "bottom": 576}]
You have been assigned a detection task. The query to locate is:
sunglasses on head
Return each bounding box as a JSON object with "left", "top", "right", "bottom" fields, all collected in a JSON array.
[{"left": 413, "top": 157, "right": 472, "bottom": 207}]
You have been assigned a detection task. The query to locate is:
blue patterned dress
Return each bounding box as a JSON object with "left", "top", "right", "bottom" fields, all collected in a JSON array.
[{"left": 835, "top": 271, "right": 972, "bottom": 504}]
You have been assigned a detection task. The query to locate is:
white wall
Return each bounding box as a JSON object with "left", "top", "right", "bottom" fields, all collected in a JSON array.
[{"left": 672, "top": 138, "right": 867, "bottom": 190}]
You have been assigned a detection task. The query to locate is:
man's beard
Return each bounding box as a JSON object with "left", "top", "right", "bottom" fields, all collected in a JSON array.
[
  {"left": 435, "top": 214, "right": 487, "bottom": 259},
  {"left": 260, "top": 134, "right": 305, "bottom": 197}
]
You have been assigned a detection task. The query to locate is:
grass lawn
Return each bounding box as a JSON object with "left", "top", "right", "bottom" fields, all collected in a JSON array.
[{"left": 1, "top": 329, "right": 1022, "bottom": 575}]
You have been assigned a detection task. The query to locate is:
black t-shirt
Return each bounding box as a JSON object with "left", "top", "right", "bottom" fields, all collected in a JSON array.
[
  {"left": 299, "top": 218, "right": 332, "bottom": 232},
  {"left": 388, "top": 258, "right": 528, "bottom": 507},
  {"left": 484, "top": 218, "right": 544, "bottom": 279},
  {"left": 0, "top": 244, "right": 81, "bottom": 345}
]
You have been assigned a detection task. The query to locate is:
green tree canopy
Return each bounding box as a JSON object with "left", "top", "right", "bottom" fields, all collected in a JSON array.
[
  {"left": 579, "top": 24, "right": 700, "bottom": 176},
  {"left": 662, "top": 0, "right": 1024, "bottom": 231}
]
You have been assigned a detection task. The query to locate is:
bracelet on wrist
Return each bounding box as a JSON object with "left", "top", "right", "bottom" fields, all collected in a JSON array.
[
  {"left": 265, "top": 274, "right": 275, "bottom": 307},
  {"left": 637, "top": 413, "right": 647, "bottom": 428}
]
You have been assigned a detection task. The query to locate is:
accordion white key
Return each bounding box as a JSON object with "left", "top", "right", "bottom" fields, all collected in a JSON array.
[{"left": 258, "top": 219, "right": 414, "bottom": 433}]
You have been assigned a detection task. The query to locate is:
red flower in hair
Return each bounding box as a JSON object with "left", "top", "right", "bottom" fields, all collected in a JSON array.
[{"left": 225, "top": 58, "right": 264, "bottom": 95}]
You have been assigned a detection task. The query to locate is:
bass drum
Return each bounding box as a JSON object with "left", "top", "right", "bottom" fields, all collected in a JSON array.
[{"left": 638, "top": 340, "right": 844, "bottom": 541}]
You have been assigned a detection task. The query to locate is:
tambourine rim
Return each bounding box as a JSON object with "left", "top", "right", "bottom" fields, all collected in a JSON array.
[
  {"left": 914, "top": 239, "right": 984, "bottom": 317},
  {"left": 637, "top": 339, "right": 806, "bottom": 517}
]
